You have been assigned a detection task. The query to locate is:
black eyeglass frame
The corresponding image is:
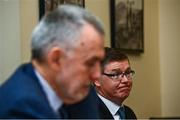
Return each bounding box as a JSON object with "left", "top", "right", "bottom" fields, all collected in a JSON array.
[{"left": 102, "top": 70, "right": 135, "bottom": 80}]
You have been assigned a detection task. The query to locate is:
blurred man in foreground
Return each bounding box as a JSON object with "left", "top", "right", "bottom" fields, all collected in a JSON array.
[{"left": 0, "top": 5, "right": 105, "bottom": 118}]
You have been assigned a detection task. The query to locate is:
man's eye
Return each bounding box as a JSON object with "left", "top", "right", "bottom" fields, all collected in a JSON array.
[
  {"left": 85, "top": 61, "right": 95, "bottom": 67},
  {"left": 110, "top": 74, "right": 119, "bottom": 79},
  {"left": 85, "top": 57, "right": 101, "bottom": 67},
  {"left": 124, "top": 72, "right": 130, "bottom": 75},
  {"left": 124, "top": 71, "right": 132, "bottom": 75}
]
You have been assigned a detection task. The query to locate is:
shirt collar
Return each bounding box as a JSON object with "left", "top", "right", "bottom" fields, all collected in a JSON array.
[
  {"left": 98, "top": 94, "right": 123, "bottom": 116},
  {"left": 35, "top": 69, "right": 62, "bottom": 113}
]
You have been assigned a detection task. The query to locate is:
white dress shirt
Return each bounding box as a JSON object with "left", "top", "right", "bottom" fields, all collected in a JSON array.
[
  {"left": 98, "top": 94, "right": 124, "bottom": 120},
  {"left": 35, "top": 69, "right": 62, "bottom": 114}
]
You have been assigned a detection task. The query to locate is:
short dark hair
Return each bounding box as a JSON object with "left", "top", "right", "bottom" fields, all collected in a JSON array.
[{"left": 101, "top": 47, "right": 129, "bottom": 71}]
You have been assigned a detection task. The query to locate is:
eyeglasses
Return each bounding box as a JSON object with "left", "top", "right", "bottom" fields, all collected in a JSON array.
[{"left": 102, "top": 70, "right": 135, "bottom": 80}]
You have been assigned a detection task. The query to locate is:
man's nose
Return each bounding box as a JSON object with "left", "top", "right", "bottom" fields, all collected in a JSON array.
[{"left": 121, "top": 75, "right": 129, "bottom": 83}]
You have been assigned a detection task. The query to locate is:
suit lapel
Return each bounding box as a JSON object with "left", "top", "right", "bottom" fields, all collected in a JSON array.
[
  {"left": 98, "top": 97, "right": 114, "bottom": 119},
  {"left": 19, "top": 63, "right": 60, "bottom": 118},
  {"left": 124, "top": 105, "right": 137, "bottom": 119}
]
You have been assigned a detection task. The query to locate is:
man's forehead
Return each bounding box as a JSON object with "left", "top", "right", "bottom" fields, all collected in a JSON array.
[{"left": 105, "top": 61, "right": 130, "bottom": 69}]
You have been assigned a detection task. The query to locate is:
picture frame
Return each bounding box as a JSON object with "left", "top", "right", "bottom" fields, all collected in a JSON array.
[
  {"left": 39, "top": 0, "right": 85, "bottom": 19},
  {"left": 110, "top": 0, "right": 144, "bottom": 53}
]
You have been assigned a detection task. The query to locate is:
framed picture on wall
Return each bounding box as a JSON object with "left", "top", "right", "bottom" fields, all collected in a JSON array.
[
  {"left": 110, "top": 0, "right": 144, "bottom": 53},
  {"left": 39, "top": 0, "right": 85, "bottom": 19}
]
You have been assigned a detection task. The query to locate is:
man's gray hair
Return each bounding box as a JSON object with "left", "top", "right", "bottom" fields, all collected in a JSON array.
[{"left": 31, "top": 4, "right": 104, "bottom": 62}]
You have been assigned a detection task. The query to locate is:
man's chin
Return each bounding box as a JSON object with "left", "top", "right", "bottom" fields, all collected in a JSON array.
[
  {"left": 64, "top": 89, "right": 89, "bottom": 104},
  {"left": 74, "top": 88, "right": 90, "bottom": 102}
]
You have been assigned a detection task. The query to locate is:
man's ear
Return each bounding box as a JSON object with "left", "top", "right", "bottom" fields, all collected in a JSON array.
[
  {"left": 47, "top": 47, "right": 63, "bottom": 72},
  {"left": 94, "top": 79, "right": 101, "bottom": 87}
]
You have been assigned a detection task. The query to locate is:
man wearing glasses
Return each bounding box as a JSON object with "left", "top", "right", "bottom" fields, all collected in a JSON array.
[{"left": 93, "top": 47, "right": 137, "bottom": 119}]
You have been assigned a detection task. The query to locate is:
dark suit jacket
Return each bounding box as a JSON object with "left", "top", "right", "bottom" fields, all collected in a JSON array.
[
  {"left": 98, "top": 96, "right": 137, "bottom": 119},
  {"left": 0, "top": 63, "right": 60, "bottom": 118},
  {"left": 64, "top": 85, "right": 100, "bottom": 119},
  {"left": 0, "top": 63, "right": 100, "bottom": 119}
]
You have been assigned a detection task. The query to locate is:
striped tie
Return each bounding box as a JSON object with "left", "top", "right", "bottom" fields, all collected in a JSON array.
[{"left": 117, "top": 106, "right": 126, "bottom": 119}]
